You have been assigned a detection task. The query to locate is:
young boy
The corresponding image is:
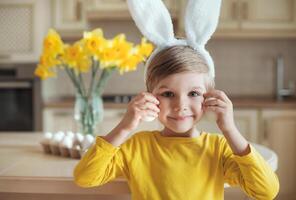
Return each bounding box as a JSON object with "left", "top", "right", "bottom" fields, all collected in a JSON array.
[{"left": 74, "top": 45, "right": 279, "bottom": 200}]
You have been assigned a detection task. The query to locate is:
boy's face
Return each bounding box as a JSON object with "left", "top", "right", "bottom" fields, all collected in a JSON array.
[{"left": 152, "top": 72, "right": 207, "bottom": 135}]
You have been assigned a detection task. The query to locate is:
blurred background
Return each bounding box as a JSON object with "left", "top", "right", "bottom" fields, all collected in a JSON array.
[{"left": 0, "top": 0, "right": 295, "bottom": 200}]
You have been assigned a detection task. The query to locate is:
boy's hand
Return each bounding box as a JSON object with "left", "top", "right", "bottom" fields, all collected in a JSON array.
[
  {"left": 118, "top": 92, "right": 160, "bottom": 132},
  {"left": 203, "top": 90, "right": 237, "bottom": 134}
]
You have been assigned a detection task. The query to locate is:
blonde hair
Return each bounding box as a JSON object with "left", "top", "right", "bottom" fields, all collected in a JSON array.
[{"left": 145, "top": 45, "right": 215, "bottom": 92}]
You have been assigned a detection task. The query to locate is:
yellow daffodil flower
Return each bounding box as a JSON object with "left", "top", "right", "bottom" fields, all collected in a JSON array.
[
  {"left": 39, "top": 53, "right": 60, "bottom": 68},
  {"left": 118, "top": 53, "right": 143, "bottom": 74},
  {"left": 43, "top": 29, "right": 64, "bottom": 56},
  {"left": 136, "top": 38, "right": 154, "bottom": 60},
  {"left": 100, "top": 34, "right": 134, "bottom": 69},
  {"left": 62, "top": 43, "right": 82, "bottom": 66},
  {"left": 83, "top": 28, "right": 106, "bottom": 57},
  {"left": 34, "top": 64, "right": 56, "bottom": 80}
]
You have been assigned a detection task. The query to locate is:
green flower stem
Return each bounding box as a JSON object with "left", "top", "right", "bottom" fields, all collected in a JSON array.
[
  {"left": 78, "top": 72, "right": 87, "bottom": 97},
  {"left": 88, "top": 57, "right": 99, "bottom": 98},
  {"left": 95, "top": 67, "right": 116, "bottom": 96},
  {"left": 65, "top": 67, "right": 84, "bottom": 96}
]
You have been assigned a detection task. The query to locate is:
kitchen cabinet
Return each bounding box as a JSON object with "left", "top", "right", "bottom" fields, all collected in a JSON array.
[
  {"left": 178, "top": 0, "right": 296, "bottom": 38},
  {"left": 261, "top": 109, "right": 296, "bottom": 200},
  {"left": 218, "top": 0, "right": 296, "bottom": 38},
  {"left": 197, "top": 109, "right": 259, "bottom": 143},
  {"left": 240, "top": 0, "right": 296, "bottom": 31},
  {"left": 43, "top": 108, "right": 78, "bottom": 133},
  {"left": 0, "top": 0, "right": 50, "bottom": 63},
  {"left": 218, "top": 0, "right": 241, "bottom": 30},
  {"left": 43, "top": 107, "right": 162, "bottom": 135},
  {"left": 85, "top": 0, "right": 179, "bottom": 21},
  {"left": 96, "top": 108, "right": 162, "bottom": 135},
  {"left": 52, "top": 0, "right": 87, "bottom": 36}
]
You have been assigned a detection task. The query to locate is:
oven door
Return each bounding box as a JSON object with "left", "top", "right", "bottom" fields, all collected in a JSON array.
[{"left": 0, "top": 81, "right": 33, "bottom": 131}]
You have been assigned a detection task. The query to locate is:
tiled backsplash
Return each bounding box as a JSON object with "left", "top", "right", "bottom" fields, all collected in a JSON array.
[{"left": 42, "top": 21, "right": 296, "bottom": 100}]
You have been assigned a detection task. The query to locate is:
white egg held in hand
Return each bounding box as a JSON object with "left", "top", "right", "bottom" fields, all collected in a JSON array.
[{"left": 142, "top": 115, "right": 157, "bottom": 122}]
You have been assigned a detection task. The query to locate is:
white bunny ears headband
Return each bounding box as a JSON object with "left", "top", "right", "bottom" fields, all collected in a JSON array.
[{"left": 127, "top": 0, "right": 222, "bottom": 79}]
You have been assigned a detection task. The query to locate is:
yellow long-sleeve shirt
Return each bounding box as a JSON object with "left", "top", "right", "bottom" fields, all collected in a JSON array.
[{"left": 74, "top": 131, "right": 279, "bottom": 200}]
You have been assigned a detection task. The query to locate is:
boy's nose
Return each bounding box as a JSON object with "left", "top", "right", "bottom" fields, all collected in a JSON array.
[
  {"left": 173, "top": 106, "right": 188, "bottom": 112},
  {"left": 173, "top": 97, "right": 189, "bottom": 112}
]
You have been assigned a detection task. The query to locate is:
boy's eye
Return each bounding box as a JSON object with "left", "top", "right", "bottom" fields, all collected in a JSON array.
[
  {"left": 161, "top": 91, "right": 174, "bottom": 97},
  {"left": 189, "top": 91, "right": 201, "bottom": 97}
]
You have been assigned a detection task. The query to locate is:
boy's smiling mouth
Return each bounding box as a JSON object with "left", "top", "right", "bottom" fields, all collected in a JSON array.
[{"left": 168, "top": 115, "right": 194, "bottom": 121}]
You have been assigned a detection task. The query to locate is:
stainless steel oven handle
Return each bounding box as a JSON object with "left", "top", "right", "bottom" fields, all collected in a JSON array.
[{"left": 0, "top": 82, "right": 31, "bottom": 89}]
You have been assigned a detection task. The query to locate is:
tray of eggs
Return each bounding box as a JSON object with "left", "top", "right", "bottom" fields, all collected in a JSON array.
[{"left": 40, "top": 131, "right": 95, "bottom": 159}]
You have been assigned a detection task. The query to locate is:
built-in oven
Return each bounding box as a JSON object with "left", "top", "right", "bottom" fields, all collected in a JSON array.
[{"left": 0, "top": 64, "right": 41, "bottom": 132}]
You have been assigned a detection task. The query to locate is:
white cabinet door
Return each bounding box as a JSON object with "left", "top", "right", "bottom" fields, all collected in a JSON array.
[
  {"left": 241, "top": 0, "right": 296, "bottom": 30},
  {"left": 96, "top": 108, "right": 126, "bottom": 135},
  {"left": 97, "top": 108, "right": 163, "bottom": 136},
  {"left": 52, "top": 0, "right": 86, "bottom": 33},
  {"left": 218, "top": 0, "right": 241, "bottom": 30},
  {"left": 0, "top": 0, "right": 50, "bottom": 62},
  {"left": 85, "top": 0, "right": 178, "bottom": 20},
  {"left": 233, "top": 109, "right": 259, "bottom": 143},
  {"left": 262, "top": 109, "right": 296, "bottom": 200},
  {"left": 216, "top": 0, "right": 296, "bottom": 37},
  {"left": 197, "top": 109, "right": 259, "bottom": 142},
  {"left": 43, "top": 108, "right": 77, "bottom": 133},
  {"left": 43, "top": 107, "right": 162, "bottom": 136}
]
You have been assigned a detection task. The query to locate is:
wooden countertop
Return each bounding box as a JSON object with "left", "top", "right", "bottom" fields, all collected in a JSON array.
[
  {"left": 0, "top": 133, "right": 129, "bottom": 195},
  {"left": 0, "top": 133, "right": 277, "bottom": 195},
  {"left": 44, "top": 96, "right": 296, "bottom": 109}
]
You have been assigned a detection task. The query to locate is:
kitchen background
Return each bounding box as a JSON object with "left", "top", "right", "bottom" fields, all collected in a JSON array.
[{"left": 0, "top": 0, "right": 296, "bottom": 200}]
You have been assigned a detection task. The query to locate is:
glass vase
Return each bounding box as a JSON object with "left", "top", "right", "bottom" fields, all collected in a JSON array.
[{"left": 74, "top": 93, "right": 104, "bottom": 135}]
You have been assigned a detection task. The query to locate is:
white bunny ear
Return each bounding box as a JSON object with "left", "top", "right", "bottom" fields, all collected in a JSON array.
[
  {"left": 127, "top": 0, "right": 175, "bottom": 47},
  {"left": 184, "top": 0, "right": 222, "bottom": 78},
  {"left": 185, "top": 0, "right": 222, "bottom": 46}
]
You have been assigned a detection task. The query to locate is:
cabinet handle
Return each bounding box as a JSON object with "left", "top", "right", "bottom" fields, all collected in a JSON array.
[
  {"left": 232, "top": 2, "right": 238, "bottom": 20},
  {"left": 0, "top": 81, "right": 31, "bottom": 89},
  {"left": 0, "top": 54, "right": 11, "bottom": 60},
  {"left": 263, "top": 120, "right": 268, "bottom": 143},
  {"left": 75, "top": 0, "right": 82, "bottom": 21},
  {"left": 55, "top": 112, "right": 72, "bottom": 117},
  {"left": 242, "top": 2, "right": 248, "bottom": 20}
]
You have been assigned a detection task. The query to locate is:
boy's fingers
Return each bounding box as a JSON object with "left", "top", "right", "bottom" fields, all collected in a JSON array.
[
  {"left": 138, "top": 102, "right": 160, "bottom": 113},
  {"left": 204, "top": 98, "right": 227, "bottom": 108},
  {"left": 136, "top": 92, "right": 160, "bottom": 105},
  {"left": 205, "top": 105, "right": 224, "bottom": 114},
  {"left": 203, "top": 90, "right": 230, "bottom": 103},
  {"left": 144, "top": 93, "right": 160, "bottom": 105}
]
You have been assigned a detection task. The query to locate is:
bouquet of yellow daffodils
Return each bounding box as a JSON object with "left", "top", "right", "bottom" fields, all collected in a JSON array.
[{"left": 35, "top": 29, "right": 153, "bottom": 135}]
